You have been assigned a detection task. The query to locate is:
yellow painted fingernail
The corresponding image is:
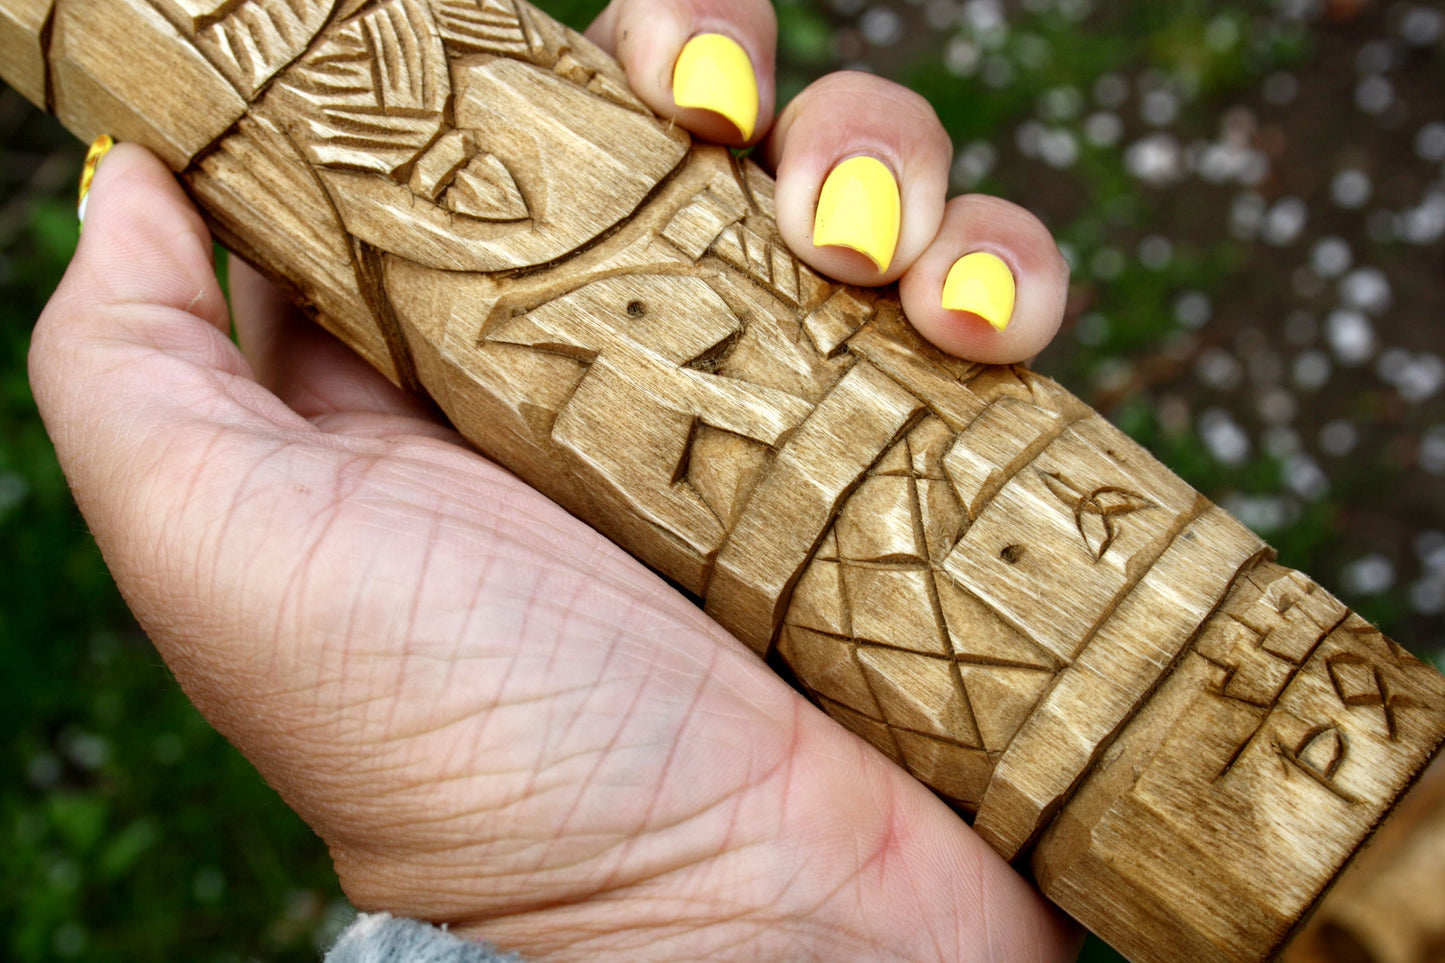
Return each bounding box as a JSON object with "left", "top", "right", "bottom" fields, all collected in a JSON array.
[
  {"left": 78, "top": 134, "right": 115, "bottom": 223},
  {"left": 942, "top": 251, "right": 1016, "bottom": 331},
  {"left": 812, "top": 155, "right": 901, "bottom": 272},
  {"left": 672, "top": 34, "right": 759, "bottom": 142}
]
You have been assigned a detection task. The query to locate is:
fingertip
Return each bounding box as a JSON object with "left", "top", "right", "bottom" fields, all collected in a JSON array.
[
  {"left": 31, "top": 140, "right": 241, "bottom": 442},
  {"left": 672, "top": 32, "right": 759, "bottom": 142},
  {"left": 68, "top": 141, "right": 228, "bottom": 332},
  {"left": 900, "top": 195, "right": 1068, "bottom": 365},
  {"left": 769, "top": 72, "right": 950, "bottom": 286},
  {"left": 587, "top": 0, "right": 775, "bottom": 146}
]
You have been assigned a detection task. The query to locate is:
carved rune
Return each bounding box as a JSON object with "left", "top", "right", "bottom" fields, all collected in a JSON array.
[
  {"left": 1327, "top": 652, "right": 1425, "bottom": 741},
  {"left": 1039, "top": 471, "right": 1155, "bottom": 562},
  {"left": 1277, "top": 723, "right": 1359, "bottom": 803}
]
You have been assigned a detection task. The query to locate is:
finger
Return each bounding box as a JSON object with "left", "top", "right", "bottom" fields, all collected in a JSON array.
[
  {"left": 766, "top": 71, "right": 951, "bottom": 286},
  {"left": 229, "top": 258, "right": 459, "bottom": 436},
  {"left": 585, "top": 0, "right": 775, "bottom": 146},
  {"left": 66, "top": 141, "right": 230, "bottom": 337},
  {"left": 31, "top": 142, "right": 262, "bottom": 463},
  {"left": 28, "top": 143, "right": 326, "bottom": 551},
  {"left": 899, "top": 194, "right": 1070, "bottom": 364}
]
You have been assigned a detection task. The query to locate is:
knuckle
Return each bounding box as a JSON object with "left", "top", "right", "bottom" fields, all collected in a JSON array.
[
  {"left": 959, "top": 194, "right": 1057, "bottom": 242},
  {"left": 791, "top": 72, "right": 950, "bottom": 157}
]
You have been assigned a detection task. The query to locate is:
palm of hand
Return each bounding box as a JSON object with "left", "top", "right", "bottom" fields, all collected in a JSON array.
[{"left": 30, "top": 149, "right": 1074, "bottom": 962}]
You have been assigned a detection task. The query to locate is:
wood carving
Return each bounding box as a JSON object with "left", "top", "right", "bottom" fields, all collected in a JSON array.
[
  {"left": 1283, "top": 758, "right": 1445, "bottom": 963},
  {"left": 4, "top": 1, "right": 1445, "bottom": 960}
]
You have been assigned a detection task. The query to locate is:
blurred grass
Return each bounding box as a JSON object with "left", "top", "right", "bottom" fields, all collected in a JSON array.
[
  {"left": 0, "top": 147, "right": 347, "bottom": 962},
  {"left": 1, "top": 0, "right": 1440, "bottom": 961}
]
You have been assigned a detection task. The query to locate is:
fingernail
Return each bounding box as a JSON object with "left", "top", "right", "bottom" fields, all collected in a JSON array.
[
  {"left": 672, "top": 34, "right": 759, "bottom": 141},
  {"left": 942, "top": 251, "right": 1016, "bottom": 331},
  {"left": 78, "top": 134, "right": 115, "bottom": 223},
  {"left": 812, "top": 155, "right": 900, "bottom": 273}
]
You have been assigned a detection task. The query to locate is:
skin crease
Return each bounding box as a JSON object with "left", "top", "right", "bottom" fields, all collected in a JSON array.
[{"left": 29, "top": 0, "right": 1081, "bottom": 959}]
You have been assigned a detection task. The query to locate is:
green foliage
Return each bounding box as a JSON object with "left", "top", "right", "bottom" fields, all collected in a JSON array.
[
  {"left": 537, "top": 0, "right": 606, "bottom": 30},
  {"left": 0, "top": 149, "right": 339, "bottom": 960},
  {"left": 775, "top": 0, "right": 834, "bottom": 103}
]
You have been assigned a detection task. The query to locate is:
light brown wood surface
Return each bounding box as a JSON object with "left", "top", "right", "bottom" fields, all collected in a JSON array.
[
  {"left": 4, "top": 1, "right": 1445, "bottom": 960},
  {"left": 1281, "top": 755, "right": 1445, "bottom": 963}
]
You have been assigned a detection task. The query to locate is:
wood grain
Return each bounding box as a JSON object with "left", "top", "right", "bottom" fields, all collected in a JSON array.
[
  {"left": 1283, "top": 758, "right": 1445, "bottom": 963},
  {"left": 3, "top": 1, "right": 1443, "bottom": 960}
]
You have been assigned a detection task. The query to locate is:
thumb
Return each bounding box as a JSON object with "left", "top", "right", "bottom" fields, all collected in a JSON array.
[
  {"left": 28, "top": 141, "right": 281, "bottom": 544},
  {"left": 29, "top": 140, "right": 255, "bottom": 465},
  {"left": 59, "top": 141, "right": 229, "bottom": 332}
]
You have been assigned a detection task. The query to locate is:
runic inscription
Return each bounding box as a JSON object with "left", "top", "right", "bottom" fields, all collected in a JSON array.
[
  {"left": 1037, "top": 568, "right": 1444, "bottom": 963},
  {"left": 9, "top": 2, "right": 1445, "bottom": 962},
  {"left": 1281, "top": 724, "right": 1354, "bottom": 802},
  {"left": 1327, "top": 651, "right": 1425, "bottom": 741}
]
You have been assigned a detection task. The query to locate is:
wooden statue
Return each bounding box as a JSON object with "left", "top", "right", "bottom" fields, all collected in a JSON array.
[{"left": 3, "top": 0, "right": 1444, "bottom": 960}]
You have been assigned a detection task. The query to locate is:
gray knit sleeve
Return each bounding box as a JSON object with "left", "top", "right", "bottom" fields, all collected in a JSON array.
[{"left": 325, "top": 913, "right": 524, "bottom": 963}]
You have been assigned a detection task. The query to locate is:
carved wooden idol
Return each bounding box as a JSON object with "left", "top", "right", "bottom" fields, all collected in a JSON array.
[{"left": 3, "top": 0, "right": 1444, "bottom": 960}]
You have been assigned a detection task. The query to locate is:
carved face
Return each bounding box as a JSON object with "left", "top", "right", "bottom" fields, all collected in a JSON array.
[
  {"left": 152, "top": 0, "right": 689, "bottom": 270},
  {"left": 261, "top": 0, "right": 690, "bottom": 271}
]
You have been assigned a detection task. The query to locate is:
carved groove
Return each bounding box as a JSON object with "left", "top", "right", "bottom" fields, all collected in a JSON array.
[
  {"left": 352, "top": 238, "right": 418, "bottom": 390},
  {"left": 434, "top": 0, "right": 529, "bottom": 55},
  {"left": 39, "top": 0, "right": 54, "bottom": 112},
  {"left": 13, "top": 3, "right": 1445, "bottom": 962}
]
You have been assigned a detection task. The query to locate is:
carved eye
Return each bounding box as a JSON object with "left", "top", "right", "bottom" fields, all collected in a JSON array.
[
  {"left": 442, "top": 153, "right": 528, "bottom": 221},
  {"left": 406, "top": 129, "right": 529, "bottom": 222},
  {"left": 626, "top": 300, "right": 646, "bottom": 318}
]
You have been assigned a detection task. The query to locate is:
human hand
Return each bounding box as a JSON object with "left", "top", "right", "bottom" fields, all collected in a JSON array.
[
  {"left": 588, "top": 0, "right": 1068, "bottom": 364},
  {"left": 28, "top": 3, "right": 1078, "bottom": 959}
]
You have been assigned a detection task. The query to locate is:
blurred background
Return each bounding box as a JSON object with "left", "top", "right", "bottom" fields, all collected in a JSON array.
[{"left": 1, "top": 0, "right": 1441, "bottom": 959}]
